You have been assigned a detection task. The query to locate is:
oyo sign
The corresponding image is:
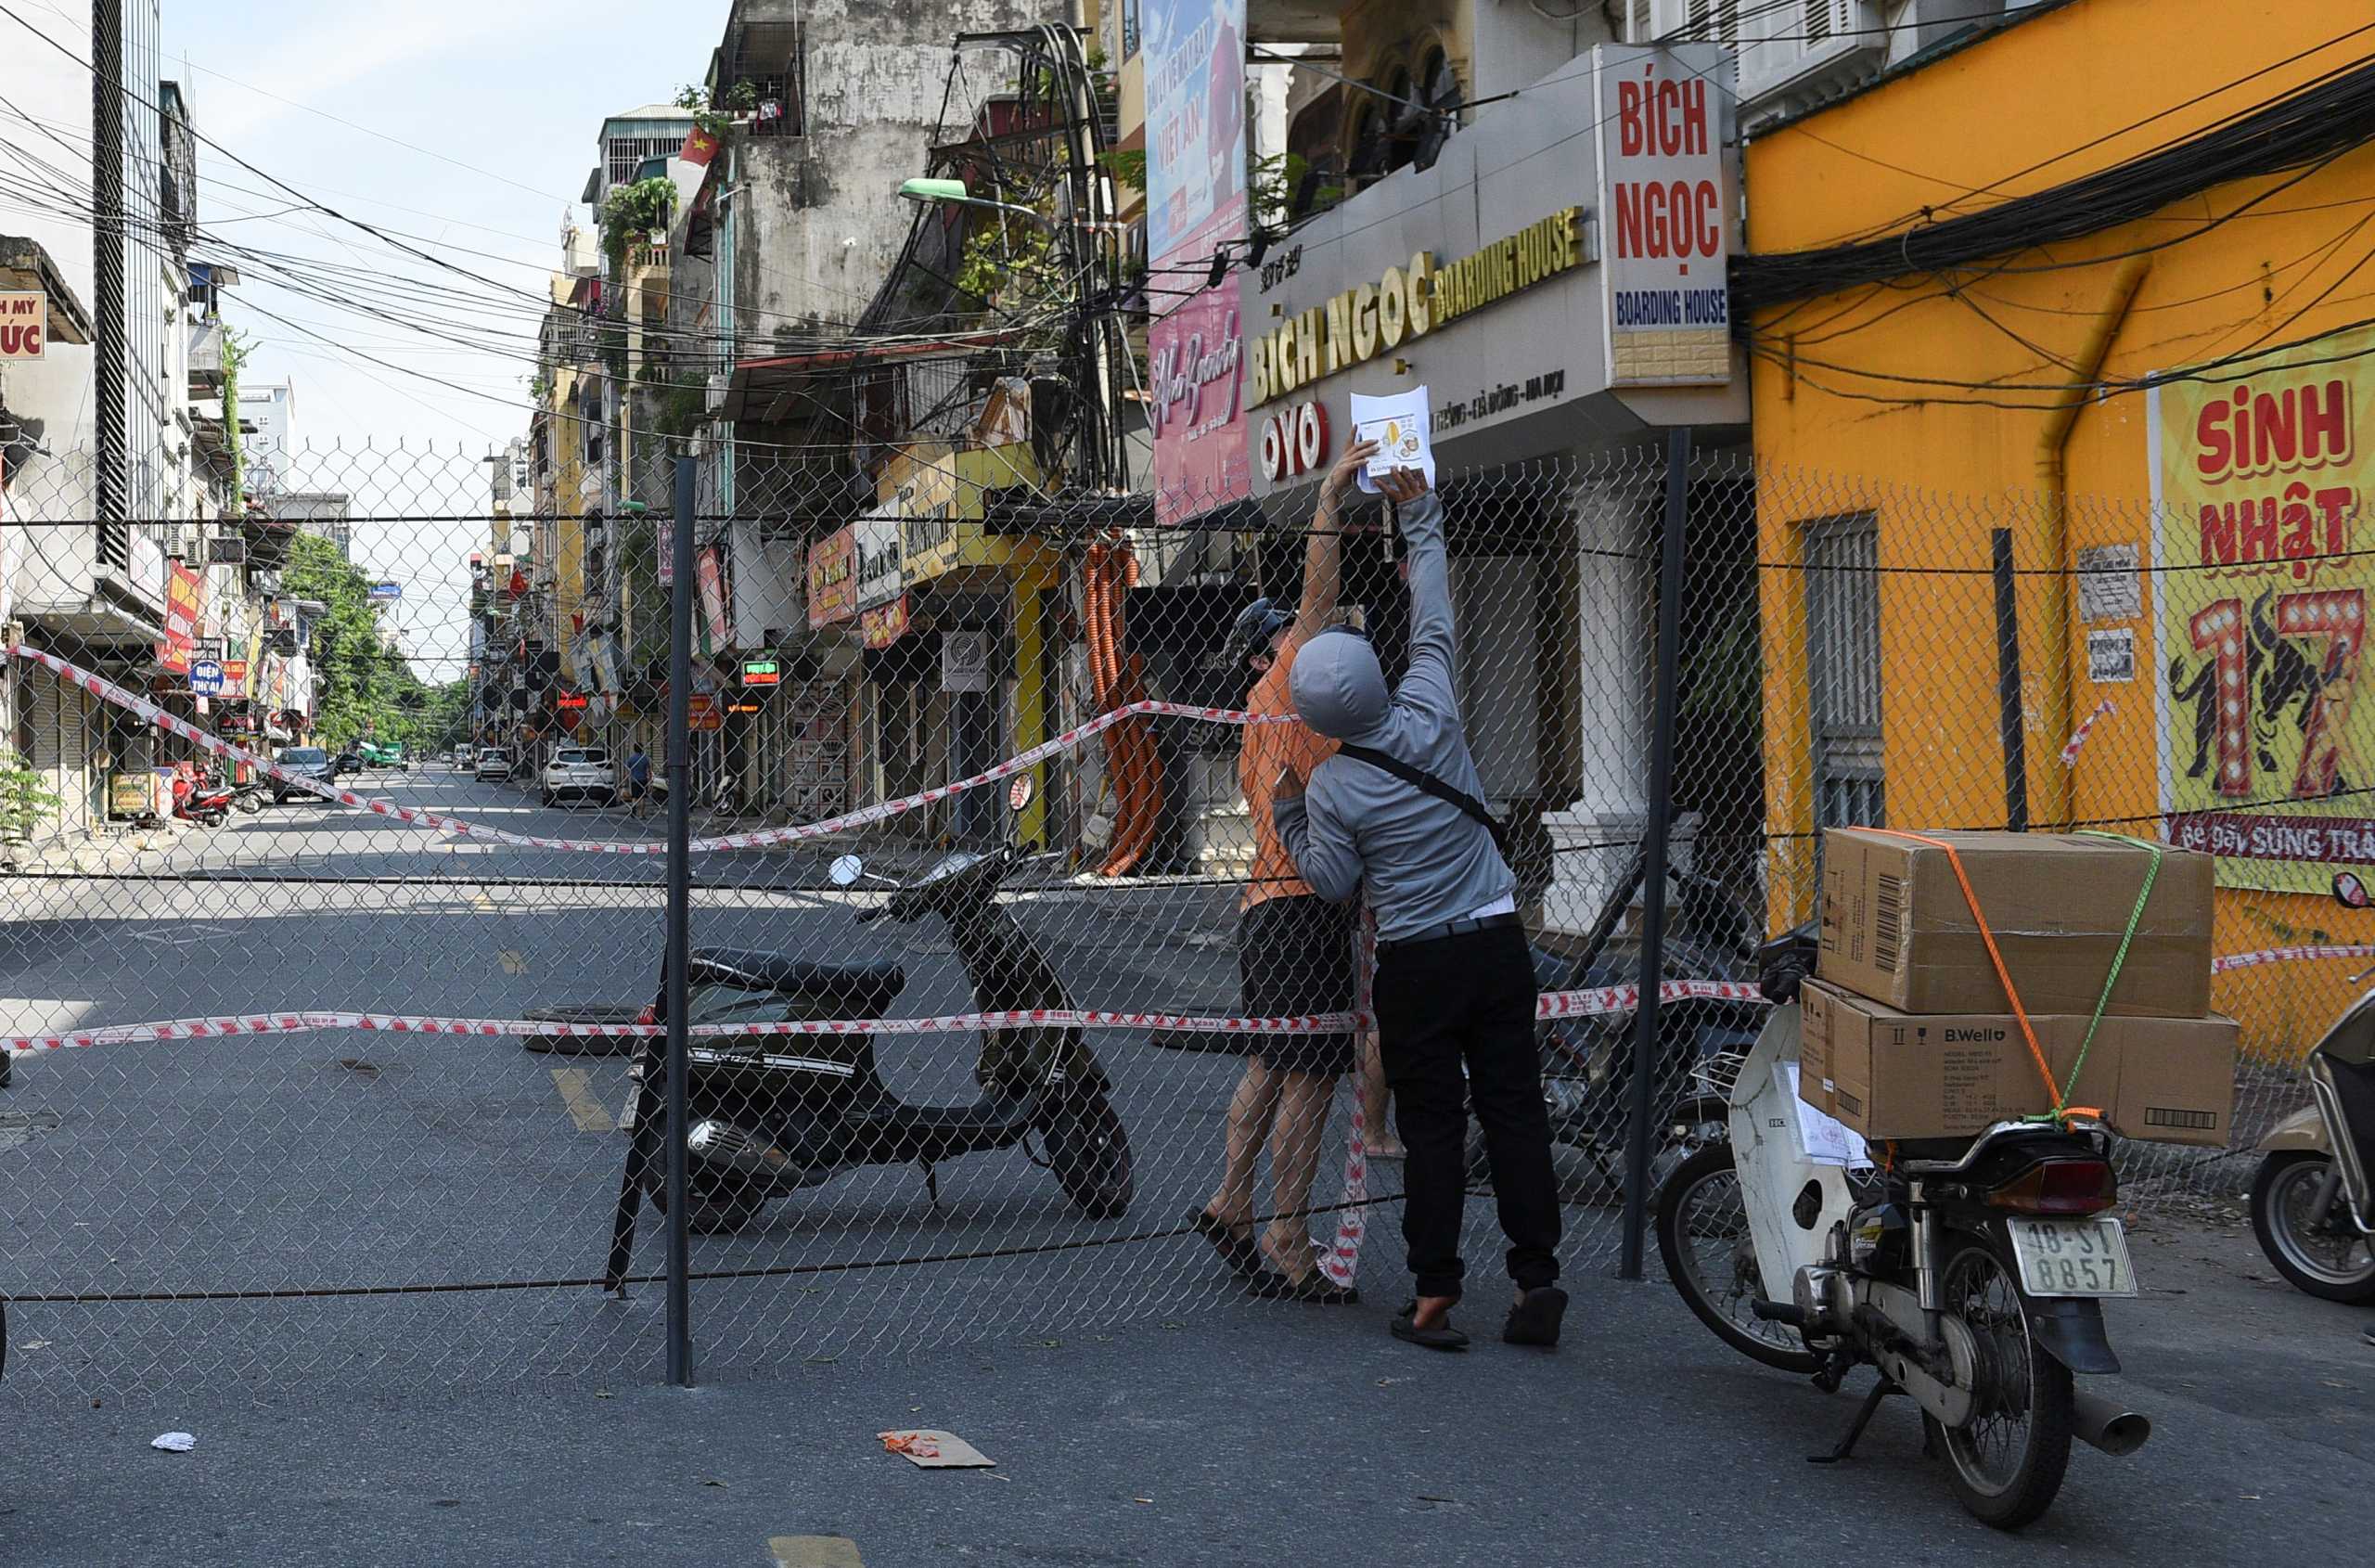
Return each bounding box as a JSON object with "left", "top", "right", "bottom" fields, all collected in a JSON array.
[{"left": 1259, "top": 401, "right": 1329, "bottom": 482}]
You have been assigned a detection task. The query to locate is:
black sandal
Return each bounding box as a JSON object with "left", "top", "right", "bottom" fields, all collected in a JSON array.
[
  {"left": 1248, "top": 1262, "right": 1359, "bottom": 1305},
  {"left": 1391, "top": 1301, "right": 1470, "bottom": 1351},
  {"left": 1502, "top": 1286, "right": 1568, "bottom": 1348},
  {"left": 1190, "top": 1209, "right": 1264, "bottom": 1279}
]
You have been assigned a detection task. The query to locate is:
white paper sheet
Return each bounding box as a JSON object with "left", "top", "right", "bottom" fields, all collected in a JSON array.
[
  {"left": 1780, "top": 1060, "right": 1873, "bottom": 1169},
  {"left": 1348, "top": 387, "right": 1434, "bottom": 494}
]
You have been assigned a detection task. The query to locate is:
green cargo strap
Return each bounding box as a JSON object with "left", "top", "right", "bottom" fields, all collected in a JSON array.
[{"left": 2032, "top": 829, "right": 2164, "bottom": 1121}]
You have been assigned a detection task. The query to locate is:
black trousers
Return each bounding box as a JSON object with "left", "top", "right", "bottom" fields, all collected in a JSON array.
[{"left": 1373, "top": 922, "right": 1560, "bottom": 1301}]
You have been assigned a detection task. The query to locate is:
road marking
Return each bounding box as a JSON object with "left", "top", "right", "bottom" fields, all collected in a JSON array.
[
  {"left": 498, "top": 949, "right": 528, "bottom": 975},
  {"left": 770, "top": 1539, "right": 864, "bottom": 1568},
  {"left": 549, "top": 1068, "right": 614, "bottom": 1133},
  {"left": 471, "top": 893, "right": 496, "bottom": 912}
]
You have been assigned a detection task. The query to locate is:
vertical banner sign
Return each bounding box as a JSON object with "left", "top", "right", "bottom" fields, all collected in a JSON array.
[
  {"left": 1591, "top": 45, "right": 1733, "bottom": 388},
  {"left": 2150, "top": 326, "right": 2375, "bottom": 891},
  {"left": 695, "top": 546, "right": 731, "bottom": 658},
  {"left": 1144, "top": 0, "right": 1250, "bottom": 523},
  {"left": 157, "top": 564, "right": 203, "bottom": 675},
  {"left": 806, "top": 526, "right": 856, "bottom": 629}
]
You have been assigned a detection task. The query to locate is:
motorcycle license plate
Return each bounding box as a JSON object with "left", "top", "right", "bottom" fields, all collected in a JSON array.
[{"left": 2006, "top": 1216, "right": 2137, "bottom": 1298}]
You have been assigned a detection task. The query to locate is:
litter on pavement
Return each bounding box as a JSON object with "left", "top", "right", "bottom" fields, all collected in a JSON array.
[{"left": 878, "top": 1430, "right": 994, "bottom": 1468}]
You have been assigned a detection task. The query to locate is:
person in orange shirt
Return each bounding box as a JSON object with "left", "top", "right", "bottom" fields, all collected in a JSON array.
[{"left": 1194, "top": 438, "right": 1382, "bottom": 1303}]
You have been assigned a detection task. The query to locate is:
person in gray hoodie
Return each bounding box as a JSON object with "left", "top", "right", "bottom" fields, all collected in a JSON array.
[{"left": 1272, "top": 467, "right": 1565, "bottom": 1353}]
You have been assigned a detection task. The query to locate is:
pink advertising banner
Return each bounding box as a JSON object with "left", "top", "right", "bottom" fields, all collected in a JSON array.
[{"left": 1144, "top": 0, "right": 1250, "bottom": 524}]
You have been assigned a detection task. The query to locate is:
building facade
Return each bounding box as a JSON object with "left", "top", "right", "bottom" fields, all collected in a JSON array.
[{"left": 1744, "top": 0, "right": 2375, "bottom": 1054}]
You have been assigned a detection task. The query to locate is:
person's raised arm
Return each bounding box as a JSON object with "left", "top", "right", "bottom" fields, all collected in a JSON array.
[
  {"left": 1379, "top": 469, "right": 1457, "bottom": 725},
  {"left": 1290, "top": 439, "right": 1380, "bottom": 641}
]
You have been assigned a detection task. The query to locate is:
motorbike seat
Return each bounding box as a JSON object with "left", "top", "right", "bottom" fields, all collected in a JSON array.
[{"left": 687, "top": 949, "right": 905, "bottom": 1014}]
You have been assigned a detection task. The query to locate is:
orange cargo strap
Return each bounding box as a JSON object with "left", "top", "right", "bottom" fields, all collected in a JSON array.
[{"left": 1861, "top": 829, "right": 2096, "bottom": 1121}]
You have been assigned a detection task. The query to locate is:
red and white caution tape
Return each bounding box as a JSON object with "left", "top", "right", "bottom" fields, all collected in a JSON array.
[
  {"left": 2060, "top": 698, "right": 2116, "bottom": 766},
  {"left": 7, "top": 642, "right": 1284, "bottom": 855},
  {"left": 0, "top": 980, "right": 1769, "bottom": 1055},
  {"left": 1319, "top": 910, "right": 1382, "bottom": 1290},
  {"left": 2212, "top": 943, "right": 2375, "bottom": 974}
]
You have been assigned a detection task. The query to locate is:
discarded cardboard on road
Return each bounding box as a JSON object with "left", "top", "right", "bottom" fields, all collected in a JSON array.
[
  {"left": 879, "top": 1429, "right": 995, "bottom": 1468},
  {"left": 1797, "top": 980, "right": 2238, "bottom": 1147},
  {"left": 1818, "top": 829, "right": 2215, "bottom": 1019}
]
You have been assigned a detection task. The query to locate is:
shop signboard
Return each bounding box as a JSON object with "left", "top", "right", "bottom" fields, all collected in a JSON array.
[
  {"left": 806, "top": 526, "right": 857, "bottom": 627},
  {"left": 1591, "top": 45, "right": 1734, "bottom": 388},
  {"left": 157, "top": 563, "right": 203, "bottom": 675},
  {"left": 858, "top": 595, "right": 910, "bottom": 650},
  {"left": 854, "top": 515, "right": 905, "bottom": 610},
  {"left": 942, "top": 630, "right": 992, "bottom": 694},
  {"left": 1144, "top": 0, "right": 1250, "bottom": 523},
  {"left": 2149, "top": 325, "right": 2375, "bottom": 893},
  {"left": 368, "top": 582, "right": 402, "bottom": 600},
  {"left": 0, "top": 290, "right": 45, "bottom": 358},
  {"left": 741, "top": 658, "right": 782, "bottom": 687},
  {"left": 187, "top": 659, "right": 226, "bottom": 697}
]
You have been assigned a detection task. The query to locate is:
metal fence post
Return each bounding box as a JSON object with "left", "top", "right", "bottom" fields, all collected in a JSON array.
[
  {"left": 1618, "top": 428, "right": 1692, "bottom": 1281},
  {"left": 1990, "top": 527, "right": 2031, "bottom": 832},
  {"left": 664, "top": 455, "right": 697, "bottom": 1385}
]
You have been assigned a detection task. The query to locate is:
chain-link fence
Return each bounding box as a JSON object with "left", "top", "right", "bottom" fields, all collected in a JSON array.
[{"left": 0, "top": 434, "right": 2351, "bottom": 1394}]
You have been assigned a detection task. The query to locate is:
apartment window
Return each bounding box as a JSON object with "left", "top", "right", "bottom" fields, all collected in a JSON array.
[
  {"left": 603, "top": 136, "right": 684, "bottom": 196},
  {"left": 1803, "top": 515, "right": 1883, "bottom": 832},
  {"left": 1687, "top": 0, "right": 1742, "bottom": 45}
]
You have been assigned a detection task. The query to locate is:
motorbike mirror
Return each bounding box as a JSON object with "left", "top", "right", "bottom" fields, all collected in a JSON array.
[
  {"left": 1007, "top": 774, "right": 1036, "bottom": 814},
  {"left": 828, "top": 854, "right": 866, "bottom": 888},
  {"left": 2337, "top": 871, "right": 2370, "bottom": 910}
]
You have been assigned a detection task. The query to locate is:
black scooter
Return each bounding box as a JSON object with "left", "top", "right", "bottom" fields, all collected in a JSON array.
[{"left": 602, "top": 780, "right": 1133, "bottom": 1279}]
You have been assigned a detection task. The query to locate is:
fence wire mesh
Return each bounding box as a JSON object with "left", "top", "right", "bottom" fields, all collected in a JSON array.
[{"left": 0, "top": 435, "right": 2354, "bottom": 1394}]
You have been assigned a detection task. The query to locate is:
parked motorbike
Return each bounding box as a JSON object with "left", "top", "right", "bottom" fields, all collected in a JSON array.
[
  {"left": 602, "top": 778, "right": 1132, "bottom": 1275},
  {"left": 1470, "top": 851, "right": 1764, "bottom": 1197},
  {"left": 172, "top": 768, "right": 234, "bottom": 828},
  {"left": 1655, "top": 925, "right": 2149, "bottom": 1531},
  {"left": 2247, "top": 872, "right": 2375, "bottom": 1305},
  {"left": 230, "top": 778, "right": 266, "bottom": 815}
]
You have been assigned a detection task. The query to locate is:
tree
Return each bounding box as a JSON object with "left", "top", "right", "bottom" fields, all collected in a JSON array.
[{"left": 279, "top": 533, "right": 435, "bottom": 752}]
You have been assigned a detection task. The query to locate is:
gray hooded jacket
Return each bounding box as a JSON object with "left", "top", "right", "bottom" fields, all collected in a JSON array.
[{"left": 1271, "top": 490, "right": 1514, "bottom": 942}]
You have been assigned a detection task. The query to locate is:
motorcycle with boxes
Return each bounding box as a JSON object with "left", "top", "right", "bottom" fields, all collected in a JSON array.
[{"left": 1659, "top": 829, "right": 2235, "bottom": 1531}]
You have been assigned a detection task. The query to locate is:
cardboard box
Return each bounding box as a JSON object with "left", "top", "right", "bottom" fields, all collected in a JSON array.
[
  {"left": 1797, "top": 981, "right": 2238, "bottom": 1148},
  {"left": 1818, "top": 829, "right": 2214, "bottom": 1018}
]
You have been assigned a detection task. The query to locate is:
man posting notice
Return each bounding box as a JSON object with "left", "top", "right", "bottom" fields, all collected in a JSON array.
[{"left": 1273, "top": 468, "right": 1566, "bottom": 1353}]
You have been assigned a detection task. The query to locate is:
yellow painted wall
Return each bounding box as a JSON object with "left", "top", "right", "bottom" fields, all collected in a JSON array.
[{"left": 1748, "top": 0, "right": 2375, "bottom": 1058}]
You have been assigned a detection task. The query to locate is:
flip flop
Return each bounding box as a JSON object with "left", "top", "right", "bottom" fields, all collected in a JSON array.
[
  {"left": 1190, "top": 1209, "right": 1264, "bottom": 1279},
  {"left": 1391, "top": 1301, "right": 1470, "bottom": 1351},
  {"left": 1503, "top": 1286, "right": 1568, "bottom": 1349},
  {"left": 1248, "top": 1263, "right": 1359, "bottom": 1305}
]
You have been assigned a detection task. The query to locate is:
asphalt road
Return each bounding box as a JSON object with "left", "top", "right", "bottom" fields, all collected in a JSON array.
[
  {"left": 0, "top": 1222, "right": 2368, "bottom": 1566},
  {"left": 3, "top": 765, "right": 2369, "bottom": 1562}
]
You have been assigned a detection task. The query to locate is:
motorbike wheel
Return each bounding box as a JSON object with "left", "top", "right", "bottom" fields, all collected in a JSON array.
[
  {"left": 1653, "top": 1141, "right": 1822, "bottom": 1374},
  {"left": 2251, "top": 1152, "right": 2375, "bottom": 1303},
  {"left": 1043, "top": 1087, "right": 1134, "bottom": 1220},
  {"left": 234, "top": 792, "right": 263, "bottom": 815},
  {"left": 1924, "top": 1235, "right": 2074, "bottom": 1532}
]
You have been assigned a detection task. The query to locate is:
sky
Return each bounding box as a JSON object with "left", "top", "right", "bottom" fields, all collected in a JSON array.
[{"left": 152, "top": 0, "right": 723, "bottom": 673}]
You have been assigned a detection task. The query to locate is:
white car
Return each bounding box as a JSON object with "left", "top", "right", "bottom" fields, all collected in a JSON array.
[
  {"left": 540, "top": 747, "right": 617, "bottom": 806},
  {"left": 474, "top": 747, "right": 514, "bottom": 782}
]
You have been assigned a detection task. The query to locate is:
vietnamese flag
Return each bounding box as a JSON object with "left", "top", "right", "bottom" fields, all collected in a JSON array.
[{"left": 682, "top": 125, "right": 719, "bottom": 167}]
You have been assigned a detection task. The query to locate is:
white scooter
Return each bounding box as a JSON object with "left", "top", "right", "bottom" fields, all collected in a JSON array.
[
  {"left": 2247, "top": 872, "right": 2375, "bottom": 1305},
  {"left": 1656, "top": 928, "right": 2150, "bottom": 1532}
]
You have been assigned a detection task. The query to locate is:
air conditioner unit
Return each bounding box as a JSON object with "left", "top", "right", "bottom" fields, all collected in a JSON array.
[{"left": 705, "top": 371, "right": 730, "bottom": 414}]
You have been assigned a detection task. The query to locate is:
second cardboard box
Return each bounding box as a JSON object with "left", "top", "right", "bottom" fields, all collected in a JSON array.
[{"left": 1798, "top": 980, "right": 2237, "bottom": 1148}]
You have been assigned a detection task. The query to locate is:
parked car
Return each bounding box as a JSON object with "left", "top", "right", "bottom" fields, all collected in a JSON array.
[
  {"left": 272, "top": 746, "right": 339, "bottom": 804},
  {"left": 540, "top": 747, "right": 617, "bottom": 807},
  {"left": 474, "top": 747, "right": 514, "bottom": 782}
]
